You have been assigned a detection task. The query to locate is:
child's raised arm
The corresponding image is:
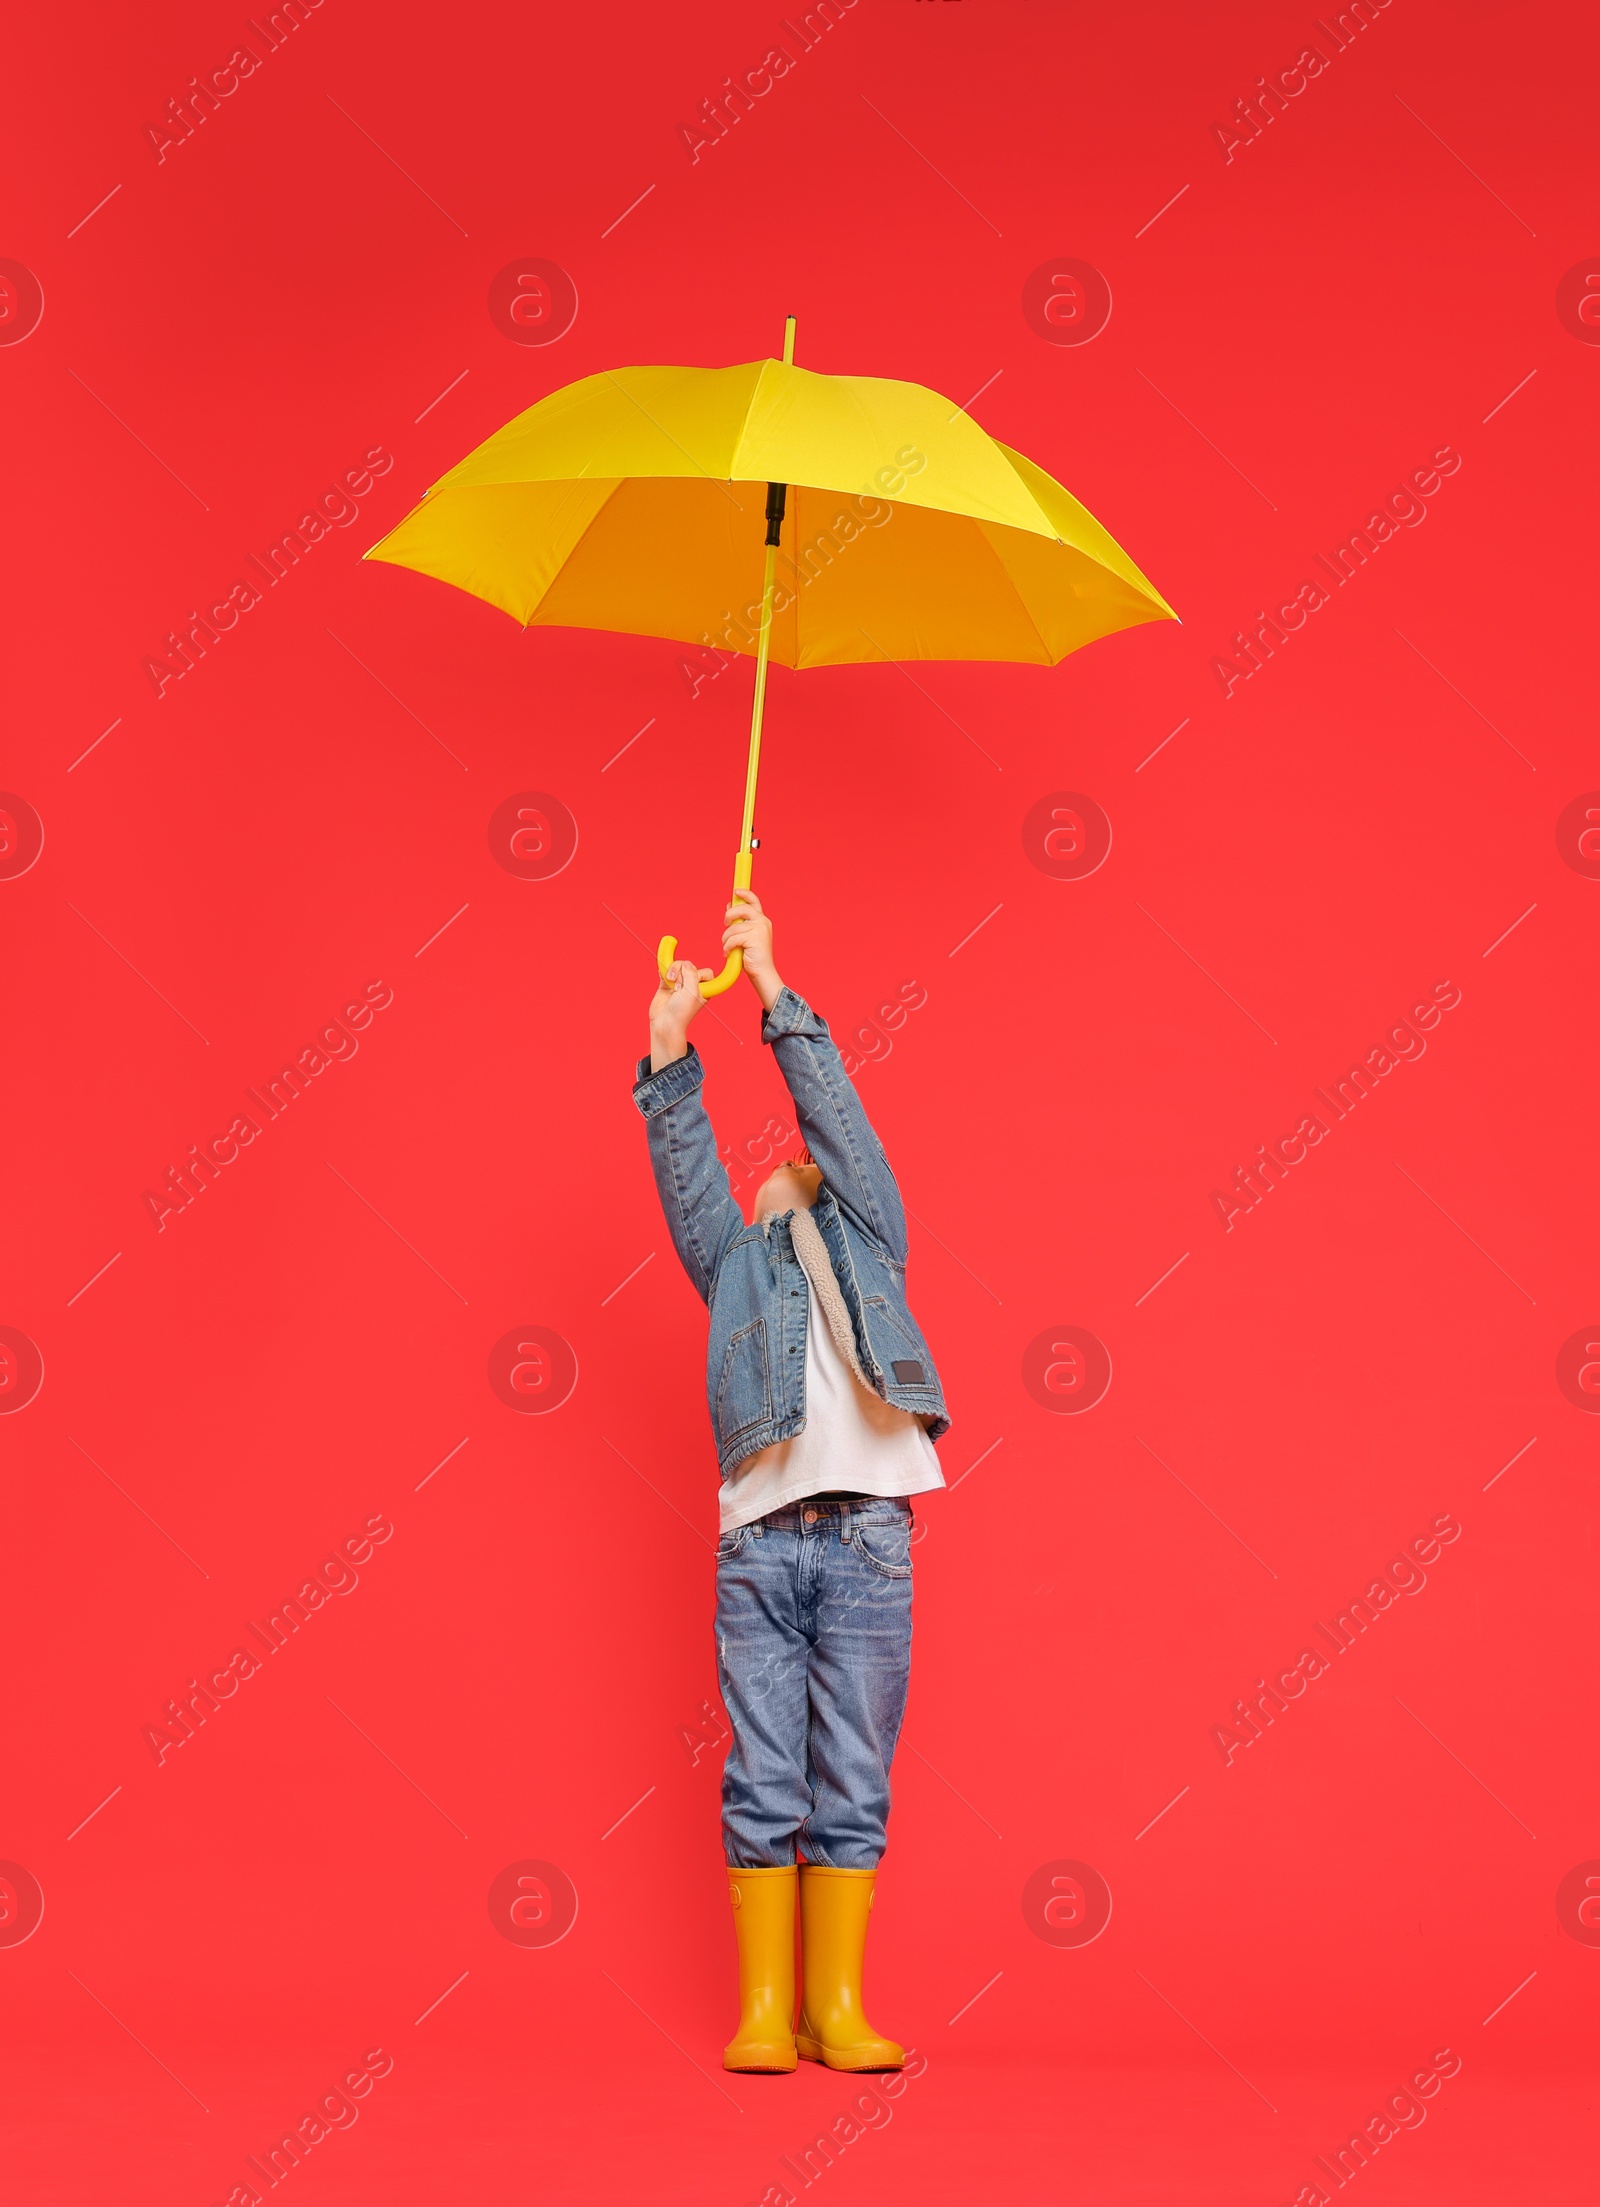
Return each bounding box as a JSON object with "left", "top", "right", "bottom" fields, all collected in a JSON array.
[
  {"left": 723, "top": 891, "right": 909, "bottom": 1262},
  {"left": 633, "top": 959, "right": 747, "bottom": 1303}
]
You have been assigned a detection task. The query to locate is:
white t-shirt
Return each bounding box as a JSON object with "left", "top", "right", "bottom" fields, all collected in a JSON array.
[{"left": 719, "top": 1276, "right": 946, "bottom": 1533}]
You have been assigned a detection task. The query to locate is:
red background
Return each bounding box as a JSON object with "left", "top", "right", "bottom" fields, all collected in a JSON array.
[{"left": 2, "top": 0, "right": 1595, "bottom": 2200}]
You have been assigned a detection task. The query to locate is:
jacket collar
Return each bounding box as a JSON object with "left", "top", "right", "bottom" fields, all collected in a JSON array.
[{"left": 790, "top": 1205, "right": 869, "bottom": 1385}]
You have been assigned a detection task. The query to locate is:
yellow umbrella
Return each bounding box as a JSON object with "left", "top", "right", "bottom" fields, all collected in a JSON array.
[{"left": 367, "top": 317, "right": 1175, "bottom": 991}]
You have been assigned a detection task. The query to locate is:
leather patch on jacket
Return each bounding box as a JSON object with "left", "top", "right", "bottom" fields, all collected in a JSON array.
[{"left": 891, "top": 1359, "right": 925, "bottom": 1385}]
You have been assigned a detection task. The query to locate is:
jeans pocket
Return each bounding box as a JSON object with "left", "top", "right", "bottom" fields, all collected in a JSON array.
[
  {"left": 853, "top": 1521, "right": 912, "bottom": 1579},
  {"left": 716, "top": 1523, "right": 754, "bottom": 1562}
]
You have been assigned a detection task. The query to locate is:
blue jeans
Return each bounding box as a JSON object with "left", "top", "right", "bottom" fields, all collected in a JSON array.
[{"left": 715, "top": 1494, "right": 914, "bottom": 1869}]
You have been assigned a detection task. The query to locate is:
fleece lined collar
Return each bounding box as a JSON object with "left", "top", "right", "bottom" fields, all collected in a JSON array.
[{"left": 788, "top": 1203, "right": 869, "bottom": 1386}]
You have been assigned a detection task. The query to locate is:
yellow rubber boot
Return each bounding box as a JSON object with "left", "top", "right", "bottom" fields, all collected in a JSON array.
[
  {"left": 796, "top": 1866, "right": 904, "bottom": 2071},
  {"left": 723, "top": 1867, "right": 798, "bottom": 2072}
]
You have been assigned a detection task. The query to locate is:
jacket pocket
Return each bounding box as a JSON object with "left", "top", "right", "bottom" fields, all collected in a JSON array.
[
  {"left": 714, "top": 1317, "right": 773, "bottom": 1446},
  {"left": 861, "top": 1294, "right": 938, "bottom": 1390}
]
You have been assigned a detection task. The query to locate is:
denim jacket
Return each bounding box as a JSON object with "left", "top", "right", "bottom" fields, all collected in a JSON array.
[{"left": 632, "top": 987, "right": 950, "bottom": 1478}]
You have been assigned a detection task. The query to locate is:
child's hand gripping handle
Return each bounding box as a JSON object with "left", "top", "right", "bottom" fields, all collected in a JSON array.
[{"left": 657, "top": 849, "right": 754, "bottom": 998}]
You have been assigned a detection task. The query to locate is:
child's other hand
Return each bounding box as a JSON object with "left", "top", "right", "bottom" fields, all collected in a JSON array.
[
  {"left": 650, "top": 959, "right": 711, "bottom": 1070},
  {"left": 723, "top": 889, "right": 784, "bottom": 1013}
]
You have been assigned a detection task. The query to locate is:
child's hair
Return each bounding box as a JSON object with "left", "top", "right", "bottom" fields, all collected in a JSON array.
[{"left": 789, "top": 1146, "right": 815, "bottom": 1168}]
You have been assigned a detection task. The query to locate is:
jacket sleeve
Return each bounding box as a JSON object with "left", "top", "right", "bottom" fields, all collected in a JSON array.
[
  {"left": 631, "top": 1046, "right": 747, "bottom": 1305},
  {"left": 762, "top": 988, "right": 909, "bottom": 1262}
]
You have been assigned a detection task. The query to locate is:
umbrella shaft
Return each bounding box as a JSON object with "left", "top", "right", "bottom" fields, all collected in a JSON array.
[{"left": 738, "top": 531, "right": 781, "bottom": 855}]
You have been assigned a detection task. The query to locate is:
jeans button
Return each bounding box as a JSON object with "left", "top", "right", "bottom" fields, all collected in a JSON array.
[{"left": 803, "top": 1508, "right": 818, "bottom": 1524}]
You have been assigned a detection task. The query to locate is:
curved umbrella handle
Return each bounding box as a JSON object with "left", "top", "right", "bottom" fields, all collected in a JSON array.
[
  {"left": 657, "top": 851, "right": 754, "bottom": 998},
  {"left": 656, "top": 936, "right": 742, "bottom": 997}
]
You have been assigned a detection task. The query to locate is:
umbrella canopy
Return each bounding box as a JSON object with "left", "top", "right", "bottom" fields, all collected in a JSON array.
[{"left": 365, "top": 356, "right": 1175, "bottom": 667}]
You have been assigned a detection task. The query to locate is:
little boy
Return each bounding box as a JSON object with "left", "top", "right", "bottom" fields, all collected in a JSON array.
[{"left": 632, "top": 890, "right": 949, "bottom": 2074}]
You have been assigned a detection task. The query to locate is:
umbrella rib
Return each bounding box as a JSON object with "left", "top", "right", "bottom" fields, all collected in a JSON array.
[
  {"left": 514, "top": 477, "right": 632, "bottom": 626},
  {"left": 513, "top": 476, "right": 780, "bottom": 651},
  {"left": 970, "top": 517, "right": 1057, "bottom": 665},
  {"left": 994, "top": 438, "right": 1172, "bottom": 607}
]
